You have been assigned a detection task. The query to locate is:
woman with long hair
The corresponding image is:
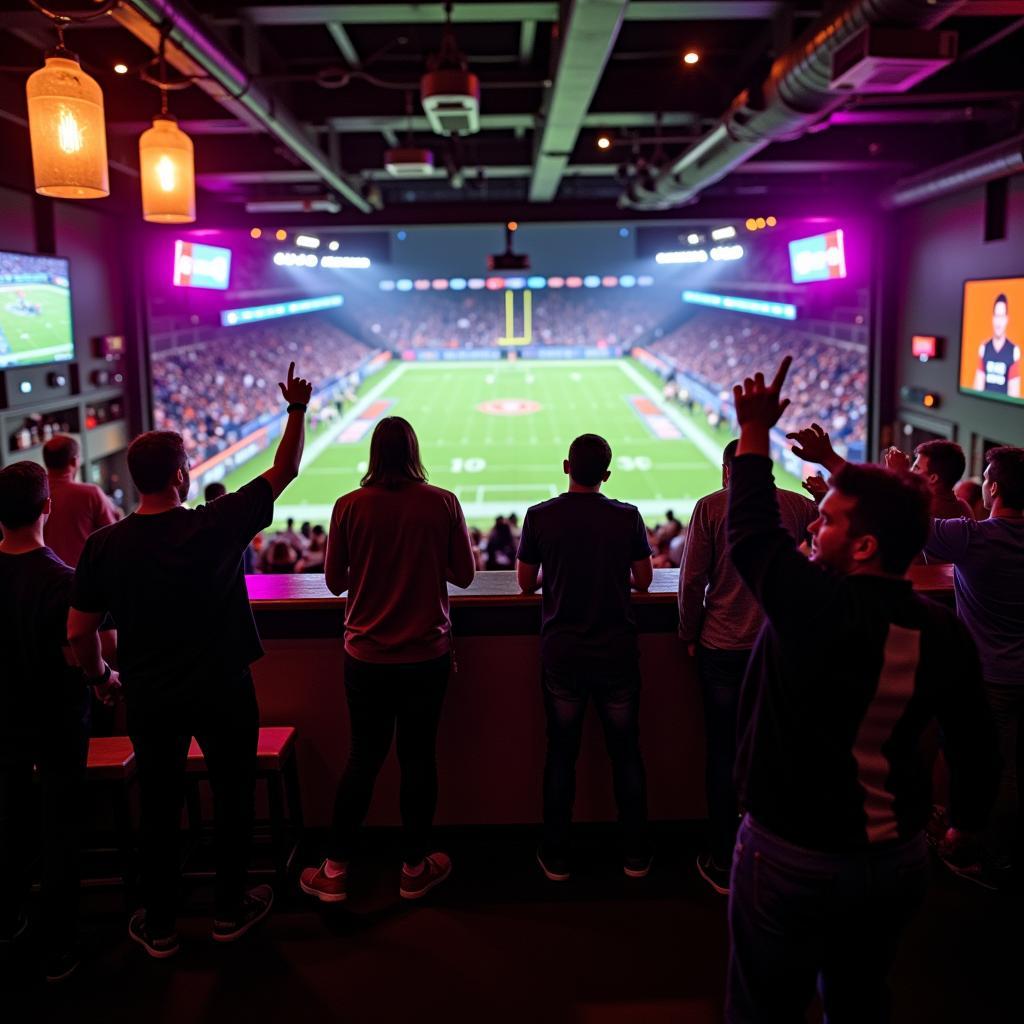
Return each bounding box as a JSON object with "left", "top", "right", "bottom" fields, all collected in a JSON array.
[{"left": 300, "top": 417, "right": 475, "bottom": 903}]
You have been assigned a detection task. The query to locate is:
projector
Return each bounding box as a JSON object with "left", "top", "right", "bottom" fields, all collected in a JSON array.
[
  {"left": 384, "top": 147, "right": 436, "bottom": 178},
  {"left": 421, "top": 69, "right": 481, "bottom": 137},
  {"left": 829, "top": 27, "right": 957, "bottom": 93},
  {"left": 488, "top": 251, "right": 530, "bottom": 272}
]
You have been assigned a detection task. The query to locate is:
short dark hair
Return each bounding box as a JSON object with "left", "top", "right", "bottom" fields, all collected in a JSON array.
[
  {"left": 42, "top": 434, "right": 80, "bottom": 471},
  {"left": 830, "top": 463, "right": 931, "bottom": 575},
  {"left": 914, "top": 440, "right": 966, "bottom": 489},
  {"left": 994, "top": 293, "right": 1008, "bottom": 312},
  {"left": 204, "top": 482, "right": 227, "bottom": 502},
  {"left": 361, "top": 417, "right": 428, "bottom": 489},
  {"left": 127, "top": 431, "right": 188, "bottom": 495},
  {"left": 986, "top": 446, "right": 1024, "bottom": 508},
  {"left": 568, "top": 434, "right": 612, "bottom": 487},
  {"left": 0, "top": 461, "right": 49, "bottom": 529},
  {"left": 723, "top": 439, "right": 739, "bottom": 467}
]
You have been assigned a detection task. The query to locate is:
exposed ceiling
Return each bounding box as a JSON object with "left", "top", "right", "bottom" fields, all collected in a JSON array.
[{"left": 0, "top": 0, "right": 1021, "bottom": 225}]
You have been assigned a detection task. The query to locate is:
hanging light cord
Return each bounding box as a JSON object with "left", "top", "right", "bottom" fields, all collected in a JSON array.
[{"left": 27, "top": 0, "right": 118, "bottom": 52}]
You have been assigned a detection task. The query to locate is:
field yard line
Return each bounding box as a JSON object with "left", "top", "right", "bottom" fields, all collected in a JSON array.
[
  {"left": 300, "top": 364, "right": 406, "bottom": 471},
  {"left": 615, "top": 361, "right": 723, "bottom": 468}
]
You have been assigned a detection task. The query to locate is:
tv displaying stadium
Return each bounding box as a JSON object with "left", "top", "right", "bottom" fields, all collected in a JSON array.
[
  {"left": 148, "top": 223, "right": 868, "bottom": 527},
  {"left": 959, "top": 276, "right": 1023, "bottom": 406},
  {"left": 0, "top": 251, "right": 74, "bottom": 369}
]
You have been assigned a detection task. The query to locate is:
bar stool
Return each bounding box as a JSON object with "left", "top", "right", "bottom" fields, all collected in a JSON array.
[
  {"left": 183, "top": 726, "right": 304, "bottom": 888},
  {"left": 84, "top": 736, "right": 138, "bottom": 899}
]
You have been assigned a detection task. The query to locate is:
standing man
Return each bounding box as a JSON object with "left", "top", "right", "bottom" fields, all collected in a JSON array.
[
  {"left": 972, "top": 293, "right": 1020, "bottom": 398},
  {"left": 879, "top": 439, "right": 973, "bottom": 520},
  {"left": 516, "top": 434, "right": 654, "bottom": 881},
  {"left": 724, "top": 359, "right": 997, "bottom": 1023},
  {"left": 678, "top": 439, "right": 817, "bottom": 894},
  {"left": 68, "top": 363, "right": 312, "bottom": 958},
  {"left": 42, "top": 435, "right": 118, "bottom": 567}
]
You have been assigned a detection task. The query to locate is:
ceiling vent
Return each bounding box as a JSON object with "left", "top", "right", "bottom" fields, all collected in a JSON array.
[
  {"left": 829, "top": 27, "right": 957, "bottom": 93},
  {"left": 420, "top": 2, "right": 480, "bottom": 137},
  {"left": 384, "top": 147, "right": 437, "bottom": 178}
]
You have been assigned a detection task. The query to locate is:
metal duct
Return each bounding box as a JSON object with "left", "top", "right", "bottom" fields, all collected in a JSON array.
[
  {"left": 119, "top": 0, "right": 372, "bottom": 213},
  {"left": 882, "top": 133, "right": 1024, "bottom": 208},
  {"left": 620, "top": 0, "right": 967, "bottom": 210}
]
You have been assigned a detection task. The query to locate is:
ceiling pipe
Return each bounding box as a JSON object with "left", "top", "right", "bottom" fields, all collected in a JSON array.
[
  {"left": 882, "top": 133, "right": 1024, "bottom": 209},
  {"left": 620, "top": 0, "right": 967, "bottom": 210},
  {"left": 118, "top": 0, "right": 372, "bottom": 213}
]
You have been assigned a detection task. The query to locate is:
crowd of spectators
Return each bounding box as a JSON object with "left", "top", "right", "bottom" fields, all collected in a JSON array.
[
  {"left": 152, "top": 317, "right": 370, "bottom": 464},
  {"left": 650, "top": 312, "right": 869, "bottom": 447}
]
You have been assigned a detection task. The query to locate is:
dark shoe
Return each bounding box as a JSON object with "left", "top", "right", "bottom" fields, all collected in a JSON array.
[
  {"left": 536, "top": 845, "right": 571, "bottom": 882},
  {"left": 624, "top": 850, "right": 654, "bottom": 879},
  {"left": 696, "top": 853, "right": 731, "bottom": 895},
  {"left": 300, "top": 861, "right": 348, "bottom": 903},
  {"left": 399, "top": 852, "right": 452, "bottom": 899},
  {"left": 128, "top": 910, "right": 180, "bottom": 959},
  {"left": 211, "top": 884, "right": 274, "bottom": 942},
  {"left": 44, "top": 947, "right": 81, "bottom": 984}
]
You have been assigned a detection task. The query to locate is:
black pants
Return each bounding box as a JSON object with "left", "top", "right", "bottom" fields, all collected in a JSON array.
[
  {"left": 541, "top": 661, "right": 649, "bottom": 856},
  {"left": 696, "top": 645, "right": 750, "bottom": 866},
  {"left": 128, "top": 672, "right": 259, "bottom": 936},
  {"left": 985, "top": 681, "right": 1024, "bottom": 867},
  {"left": 0, "top": 696, "right": 89, "bottom": 952},
  {"left": 329, "top": 652, "right": 450, "bottom": 866}
]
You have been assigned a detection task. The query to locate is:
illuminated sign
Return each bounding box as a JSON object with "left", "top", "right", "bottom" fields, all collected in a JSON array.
[
  {"left": 788, "top": 229, "right": 847, "bottom": 284},
  {"left": 911, "top": 335, "right": 939, "bottom": 362},
  {"left": 173, "top": 240, "right": 232, "bottom": 290},
  {"left": 682, "top": 289, "right": 797, "bottom": 321},
  {"left": 220, "top": 293, "right": 343, "bottom": 327},
  {"left": 376, "top": 274, "right": 657, "bottom": 291}
]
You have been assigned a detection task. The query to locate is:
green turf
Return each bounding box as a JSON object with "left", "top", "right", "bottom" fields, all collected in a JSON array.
[
  {"left": 0, "top": 284, "right": 74, "bottom": 367},
  {"left": 216, "top": 358, "right": 804, "bottom": 530}
]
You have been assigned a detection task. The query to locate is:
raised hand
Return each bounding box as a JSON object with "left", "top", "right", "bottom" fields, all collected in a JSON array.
[
  {"left": 787, "top": 423, "right": 836, "bottom": 466},
  {"left": 883, "top": 447, "right": 911, "bottom": 473},
  {"left": 278, "top": 361, "right": 313, "bottom": 408},
  {"left": 801, "top": 472, "right": 829, "bottom": 503},
  {"left": 732, "top": 355, "right": 792, "bottom": 429}
]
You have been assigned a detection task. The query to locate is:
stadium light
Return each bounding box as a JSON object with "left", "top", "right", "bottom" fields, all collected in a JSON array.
[
  {"left": 295, "top": 235, "right": 320, "bottom": 249},
  {"left": 321, "top": 255, "right": 371, "bottom": 269},
  {"left": 379, "top": 280, "right": 396, "bottom": 291},
  {"left": 220, "top": 293, "right": 343, "bottom": 327},
  {"left": 711, "top": 226, "right": 736, "bottom": 241},
  {"left": 275, "top": 229, "right": 287, "bottom": 241},
  {"left": 710, "top": 244, "right": 744, "bottom": 262},
  {"left": 27, "top": 53, "right": 109, "bottom": 199},
  {"left": 250, "top": 227, "right": 262, "bottom": 239},
  {"left": 273, "top": 250, "right": 318, "bottom": 267},
  {"left": 682, "top": 289, "right": 796, "bottom": 321},
  {"left": 328, "top": 240, "right": 340, "bottom": 251},
  {"left": 687, "top": 233, "right": 700, "bottom": 245},
  {"left": 656, "top": 249, "right": 708, "bottom": 265},
  {"left": 766, "top": 216, "right": 777, "bottom": 227},
  {"left": 139, "top": 116, "right": 196, "bottom": 223}
]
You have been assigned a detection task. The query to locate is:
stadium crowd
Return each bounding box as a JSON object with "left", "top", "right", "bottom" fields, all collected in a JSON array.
[
  {"left": 650, "top": 312, "right": 869, "bottom": 447},
  {"left": 1, "top": 350, "right": 1022, "bottom": 1024},
  {"left": 151, "top": 317, "right": 370, "bottom": 464},
  {"left": 360, "top": 288, "right": 677, "bottom": 350}
]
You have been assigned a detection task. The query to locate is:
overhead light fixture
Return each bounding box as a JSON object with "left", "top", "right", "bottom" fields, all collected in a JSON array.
[
  {"left": 246, "top": 197, "right": 341, "bottom": 214},
  {"left": 275, "top": 229, "right": 287, "bottom": 241},
  {"left": 687, "top": 232, "right": 700, "bottom": 244},
  {"left": 27, "top": 49, "right": 109, "bottom": 199},
  {"left": 745, "top": 218, "right": 758, "bottom": 231},
  {"left": 295, "top": 234, "right": 320, "bottom": 249},
  {"left": 139, "top": 115, "right": 195, "bottom": 223},
  {"left": 711, "top": 226, "right": 736, "bottom": 241},
  {"left": 597, "top": 135, "right": 612, "bottom": 150},
  {"left": 328, "top": 240, "right": 340, "bottom": 251},
  {"left": 250, "top": 227, "right": 262, "bottom": 239},
  {"left": 755, "top": 217, "right": 767, "bottom": 229},
  {"left": 710, "top": 244, "right": 744, "bottom": 262},
  {"left": 114, "top": 63, "right": 128, "bottom": 75},
  {"left": 766, "top": 215, "right": 777, "bottom": 227},
  {"left": 507, "top": 221, "right": 518, "bottom": 232},
  {"left": 683, "top": 52, "right": 700, "bottom": 65}
]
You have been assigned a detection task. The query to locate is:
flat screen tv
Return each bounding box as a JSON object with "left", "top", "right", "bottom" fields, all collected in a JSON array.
[
  {"left": 959, "top": 277, "right": 1023, "bottom": 406},
  {"left": 0, "top": 250, "right": 74, "bottom": 369},
  {"left": 173, "top": 239, "right": 232, "bottom": 290}
]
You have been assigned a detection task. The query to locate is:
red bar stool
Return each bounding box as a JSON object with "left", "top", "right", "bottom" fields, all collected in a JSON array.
[
  {"left": 183, "top": 726, "right": 304, "bottom": 888},
  {"left": 84, "top": 736, "right": 138, "bottom": 899}
]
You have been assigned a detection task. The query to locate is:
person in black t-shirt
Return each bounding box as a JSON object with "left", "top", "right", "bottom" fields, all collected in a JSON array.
[
  {"left": 0, "top": 462, "right": 118, "bottom": 982},
  {"left": 516, "top": 434, "right": 654, "bottom": 881},
  {"left": 68, "top": 362, "right": 313, "bottom": 959}
]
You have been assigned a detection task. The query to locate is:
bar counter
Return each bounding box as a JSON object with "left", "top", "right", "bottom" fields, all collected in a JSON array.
[{"left": 247, "top": 566, "right": 955, "bottom": 827}]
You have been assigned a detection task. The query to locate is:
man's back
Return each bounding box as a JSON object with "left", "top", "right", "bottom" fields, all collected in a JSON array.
[
  {"left": 45, "top": 476, "right": 117, "bottom": 567},
  {"left": 70, "top": 478, "right": 273, "bottom": 712},
  {"left": 517, "top": 492, "right": 651, "bottom": 668},
  {"left": 679, "top": 486, "right": 817, "bottom": 650}
]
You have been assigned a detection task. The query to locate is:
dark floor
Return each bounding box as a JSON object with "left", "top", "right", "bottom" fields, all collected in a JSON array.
[{"left": 2, "top": 827, "right": 1017, "bottom": 1023}]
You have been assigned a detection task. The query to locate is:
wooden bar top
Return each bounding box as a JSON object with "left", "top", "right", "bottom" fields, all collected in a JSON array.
[{"left": 247, "top": 564, "right": 955, "bottom": 610}]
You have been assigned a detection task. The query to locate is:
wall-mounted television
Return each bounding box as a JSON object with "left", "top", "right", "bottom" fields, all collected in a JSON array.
[
  {"left": 959, "top": 277, "right": 1023, "bottom": 405},
  {"left": 173, "top": 240, "right": 232, "bottom": 290},
  {"left": 788, "top": 229, "right": 847, "bottom": 284},
  {"left": 0, "top": 251, "right": 74, "bottom": 370}
]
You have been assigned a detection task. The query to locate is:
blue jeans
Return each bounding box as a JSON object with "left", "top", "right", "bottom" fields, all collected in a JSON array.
[
  {"left": 727, "top": 815, "right": 929, "bottom": 1024},
  {"left": 696, "top": 645, "right": 749, "bottom": 866},
  {"left": 541, "top": 662, "right": 649, "bottom": 856}
]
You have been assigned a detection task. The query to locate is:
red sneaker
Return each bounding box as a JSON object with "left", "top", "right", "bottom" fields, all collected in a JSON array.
[
  {"left": 300, "top": 862, "right": 348, "bottom": 903},
  {"left": 399, "top": 852, "right": 452, "bottom": 900}
]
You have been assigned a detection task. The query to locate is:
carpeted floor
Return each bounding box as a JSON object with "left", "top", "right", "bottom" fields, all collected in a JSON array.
[{"left": 2, "top": 827, "right": 1016, "bottom": 1023}]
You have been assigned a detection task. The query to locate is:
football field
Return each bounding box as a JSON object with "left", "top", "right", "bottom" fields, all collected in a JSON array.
[
  {"left": 0, "top": 283, "right": 73, "bottom": 367},
  {"left": 218, "top": 358, "right": 804, "bottom": 529}
]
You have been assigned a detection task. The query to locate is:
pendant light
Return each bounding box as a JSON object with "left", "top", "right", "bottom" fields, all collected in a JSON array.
[
  {"left": 26, "top": 40, "right": 109, "bottom": 199},
  {"left": 139, "top": 33, "right": 195, "bottom": 223}
]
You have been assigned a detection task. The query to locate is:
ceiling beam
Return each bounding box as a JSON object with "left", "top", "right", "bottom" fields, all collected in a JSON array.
[
  {"left": 531, "top": 0, "right": 629, "bottom": 202},
  {"left": 327, "top": 22, "right": 361, "bottom": 67},
  {"left": 519, "top": 21, "right": 538, "bottom": 65}
]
